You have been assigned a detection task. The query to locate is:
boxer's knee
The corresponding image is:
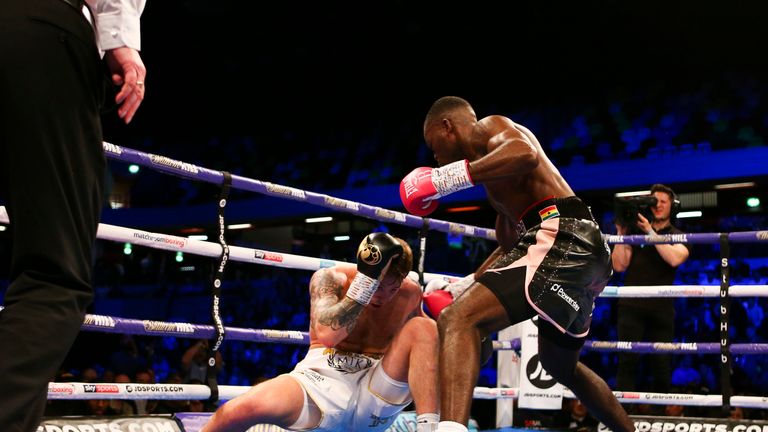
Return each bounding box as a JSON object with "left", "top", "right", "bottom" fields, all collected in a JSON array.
[
  {"left": 437, "top": 299, "right": 475, "bottom": 337},
  {"left": 402, "top": 316, "right": 438, "bottom": 347},
  {"left": 539, "top": 351, "right": 577, "bottom": 387}
]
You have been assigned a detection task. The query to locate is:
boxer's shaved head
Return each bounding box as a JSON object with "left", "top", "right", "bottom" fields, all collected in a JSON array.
[{"left": 424, "top": 96, "right": 472, "bottom": 130}]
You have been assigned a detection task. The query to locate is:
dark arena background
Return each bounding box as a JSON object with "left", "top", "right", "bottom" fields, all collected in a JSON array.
[{"left": 1, "top": 1, "right": 767, "bottom": 431}]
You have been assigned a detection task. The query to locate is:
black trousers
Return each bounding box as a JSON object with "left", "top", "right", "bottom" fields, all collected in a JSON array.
[
  {"left": 615, "top": 304, "right": 674, "bottom": 393},
  {"left": 0, "top": 0, "right": 105, "bottom": 430}
]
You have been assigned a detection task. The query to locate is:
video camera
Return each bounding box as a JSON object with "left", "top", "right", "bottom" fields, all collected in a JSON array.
[{"left": 614, "top": 195, "right": 657, "bottom": 234}]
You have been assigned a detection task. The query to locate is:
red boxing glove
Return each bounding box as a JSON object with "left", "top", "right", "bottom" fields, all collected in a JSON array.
[
  {"left": 400, "top": 160, "right": 474, "bottom": 217},
  {"left": 399, "top": 167, "right": 440, "bottom": 216},
  {"left": 423, "top": 289, "right": 454, "bottom": 319}
]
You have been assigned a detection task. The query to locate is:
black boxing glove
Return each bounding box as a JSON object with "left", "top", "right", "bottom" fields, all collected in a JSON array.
[{"left": 346, "top": 232, "right": 404, "bottom": 305}]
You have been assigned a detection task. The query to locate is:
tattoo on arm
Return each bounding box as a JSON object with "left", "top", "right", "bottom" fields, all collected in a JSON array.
[
  {"left": 319, "top": 297, "right": 365, "bottom": 334},
  {"left": 310, "top": 271, "right": 365, "bottom": 335}
]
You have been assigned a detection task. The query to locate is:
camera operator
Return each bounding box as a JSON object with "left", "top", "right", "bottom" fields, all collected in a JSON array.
[{"left": 611, "top": 184, "right": 691, "bottom": 407}]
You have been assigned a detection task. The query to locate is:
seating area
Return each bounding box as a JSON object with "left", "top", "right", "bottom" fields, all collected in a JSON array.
[{"left": 115, "top": 70, "right": 766, "bottom": 208}]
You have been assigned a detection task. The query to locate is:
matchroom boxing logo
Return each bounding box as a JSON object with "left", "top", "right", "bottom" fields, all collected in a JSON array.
[{"left": 525, "top": 354, "right": 557, "bottom": 389}]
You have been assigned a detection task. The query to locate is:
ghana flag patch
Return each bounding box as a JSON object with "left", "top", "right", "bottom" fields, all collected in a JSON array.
[{"left": 538, "top": 205, "right": 560, "bottom": 221}]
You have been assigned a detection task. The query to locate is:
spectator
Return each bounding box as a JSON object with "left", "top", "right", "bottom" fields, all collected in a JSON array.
[
  {"left": 108, "top": 373, "right": 137, "bottom": 415},
  {"left": 671, "top": 356, "right": 701, "bottom": 389},
  {"left": 182, "top": 339, "right": 222, "bottom": 384},
  {"left": 81, "top": 367, "right": 99, "bottom": 383},
  {"left": 555, "top": 399, "right": 599, "bottom": 430},
  {"left": 134, "top": 368, "right": 156, "bottom": 414},
  {"left": 612, "top": 184, "right": 691, "bottom": 409},
  {"left": 110, "top": 335, "right": 149, "bottom": 378}
]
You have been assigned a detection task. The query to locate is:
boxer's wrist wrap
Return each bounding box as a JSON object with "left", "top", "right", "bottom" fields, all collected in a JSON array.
[
  {"left": 346, "top": 273, "right": 380, "bottom": 305},
  {"left": 433, "top": 160, "right": 473, "bottom": 196},
  {"left": 449, "top": 273, "right": 475, "bottom": 298}
]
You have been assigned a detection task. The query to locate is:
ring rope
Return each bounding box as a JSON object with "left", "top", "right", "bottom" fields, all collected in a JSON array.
[
  {"left": 102, "top": 142, "right": 498, "bottom": 241},
  {"left": 0, "top": 210, "right": 461, "bottom": 284},
  {"left": 473, "top": 388, "right": 768, "bottom": 409},
  {"left": 491, "top": 339, "right": 768, "bottom": 354},
  {"left": 605, "top": 231, "right": 768, "bottom": 245},
  {"left": 4, "top": 304, "right": 764, "bottom": 355},
  {"left": 4, "top": 307, "right": 311, "bottom": 345},
  {"left": 600, "top": 284, "right": 768, "bottom": 297},
  {"left": 44, "top": 381, "right": 768, "bottom": 409},
  {"left": 3, "top": 208, "right": 765, "bottom": 296},
  {"left": 101, "top": 142, "right": 768, "bottom": 245}
]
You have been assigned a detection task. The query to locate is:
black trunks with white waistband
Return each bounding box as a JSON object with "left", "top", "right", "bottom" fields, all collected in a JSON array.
[{"left": 478, "top": 196, "right": 612, "bottom": 340}]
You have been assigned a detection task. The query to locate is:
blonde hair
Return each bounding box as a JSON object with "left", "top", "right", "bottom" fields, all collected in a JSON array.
[{"left": 390, "top": 238, "right": 413, "bottom": 281}]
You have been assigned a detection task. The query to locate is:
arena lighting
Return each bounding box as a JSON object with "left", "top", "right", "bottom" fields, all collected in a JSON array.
[
  {"left": 188, "top": 234, "right": 208, "bottom": 241},
  {"left": 334, "top": 235, "right": 350, "bottom": 241},
  {"left": 676, "top": 211, "right": 703, "bottom": 219},
  {"left": 747, "top": 197, "right": 761, "bottom": 208},
  {"left": 175, "top": 251, "right": 184, "bottom": 263},
  {"left": 305, "top": 216, "right": 333, "bottom": 223},
  {"left": 227, "top": 223, "right": 253, "bottom": 230},
  {"left": 615, "top": 190, "right": 651, "bottom": 198},
  {"left": 446, "top": 206, "right": 482, "bottom": 213},
  {"left": 179, "top": 227, "right": 205, "bottom": 234},
  {"left": 714, "top": 182, "right": 756, "bottom": 190},
  {"left": 0, "top": 225, "right": 6, "bottom": 232},
  {"left": 123, "top": 243, "right": 132, "bottom": 255},
  {"left": 128, "top": 164, "right": 140, "bottom": 174}
]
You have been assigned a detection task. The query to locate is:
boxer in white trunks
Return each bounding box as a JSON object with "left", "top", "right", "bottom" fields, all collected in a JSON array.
[{"left": 202, "top": 232, "right": 439, "bottom": 432}]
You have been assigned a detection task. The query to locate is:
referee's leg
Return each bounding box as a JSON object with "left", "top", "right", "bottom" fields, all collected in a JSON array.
[{"left": 0, "top": 1, "right": 104, "bottom": 430}]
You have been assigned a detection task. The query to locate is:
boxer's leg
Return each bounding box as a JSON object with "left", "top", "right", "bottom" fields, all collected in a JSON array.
[{"left": 538, "top": 323, "right": 635, "bottom": 432}]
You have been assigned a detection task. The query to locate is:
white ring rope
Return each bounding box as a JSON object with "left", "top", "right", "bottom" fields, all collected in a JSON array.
[
  {"left": 600, "top": 284, "right": 768, "bottom": 298},
  {"left": 0, "top": 208, "right": 457, "bottom": 285},
  {"left": 3, "top": 207, "right": 765, "bottom": 297},
  {"left": 46, "top": 382, "right": 768, "bottom": 409}
]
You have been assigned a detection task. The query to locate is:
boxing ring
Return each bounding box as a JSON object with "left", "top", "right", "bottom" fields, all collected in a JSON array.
[{"left": 1, "top": 142, "right": 767, "bottom": 432}]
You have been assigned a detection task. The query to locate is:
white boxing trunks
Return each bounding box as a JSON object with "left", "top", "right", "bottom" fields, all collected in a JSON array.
[{"left": 286, "top": 347, "right": 412, "bottom": 431}]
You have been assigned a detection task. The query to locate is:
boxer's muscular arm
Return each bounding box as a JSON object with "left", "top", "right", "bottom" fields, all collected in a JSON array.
[
  {"left": 474, "top": 214, "right": 512, "bottom": 274},
  {"left": 612, "top": 244, "right": 633, "bottom": 272},
  {"left": 611, "top": 224, "right": 632, "bottom": 272},
  {"left": 405, "top": 279, "right": 430, "bottom": 320},
  {"left": 310, "top": 269, "right": 364, "bottom": 347},
  {"left": 475, "top": 246, "right": 505, "bottom": 275},
  {"left": 468, "top": 118, "right": 539, "bottom": 183}
]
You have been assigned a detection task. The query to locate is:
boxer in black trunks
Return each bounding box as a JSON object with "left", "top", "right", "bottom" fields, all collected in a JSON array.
[{"left": 400, "top": 96, "right": 634, "bottom": 432}]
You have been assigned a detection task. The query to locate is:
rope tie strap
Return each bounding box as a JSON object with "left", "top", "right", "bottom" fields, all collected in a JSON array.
[
  {"left": 719, "top": 232, "right": 732, "bottom": 416},
  {"left": 207, "top": 171, "right": 232, "bottom": 403},
  {"left": 418, "top": 217, "right": 430, "bottom": 289}
]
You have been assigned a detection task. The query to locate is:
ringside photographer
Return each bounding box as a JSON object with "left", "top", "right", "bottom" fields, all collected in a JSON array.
[{"left": 611, "top": 184, "right": 692, "bottom": 411}]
